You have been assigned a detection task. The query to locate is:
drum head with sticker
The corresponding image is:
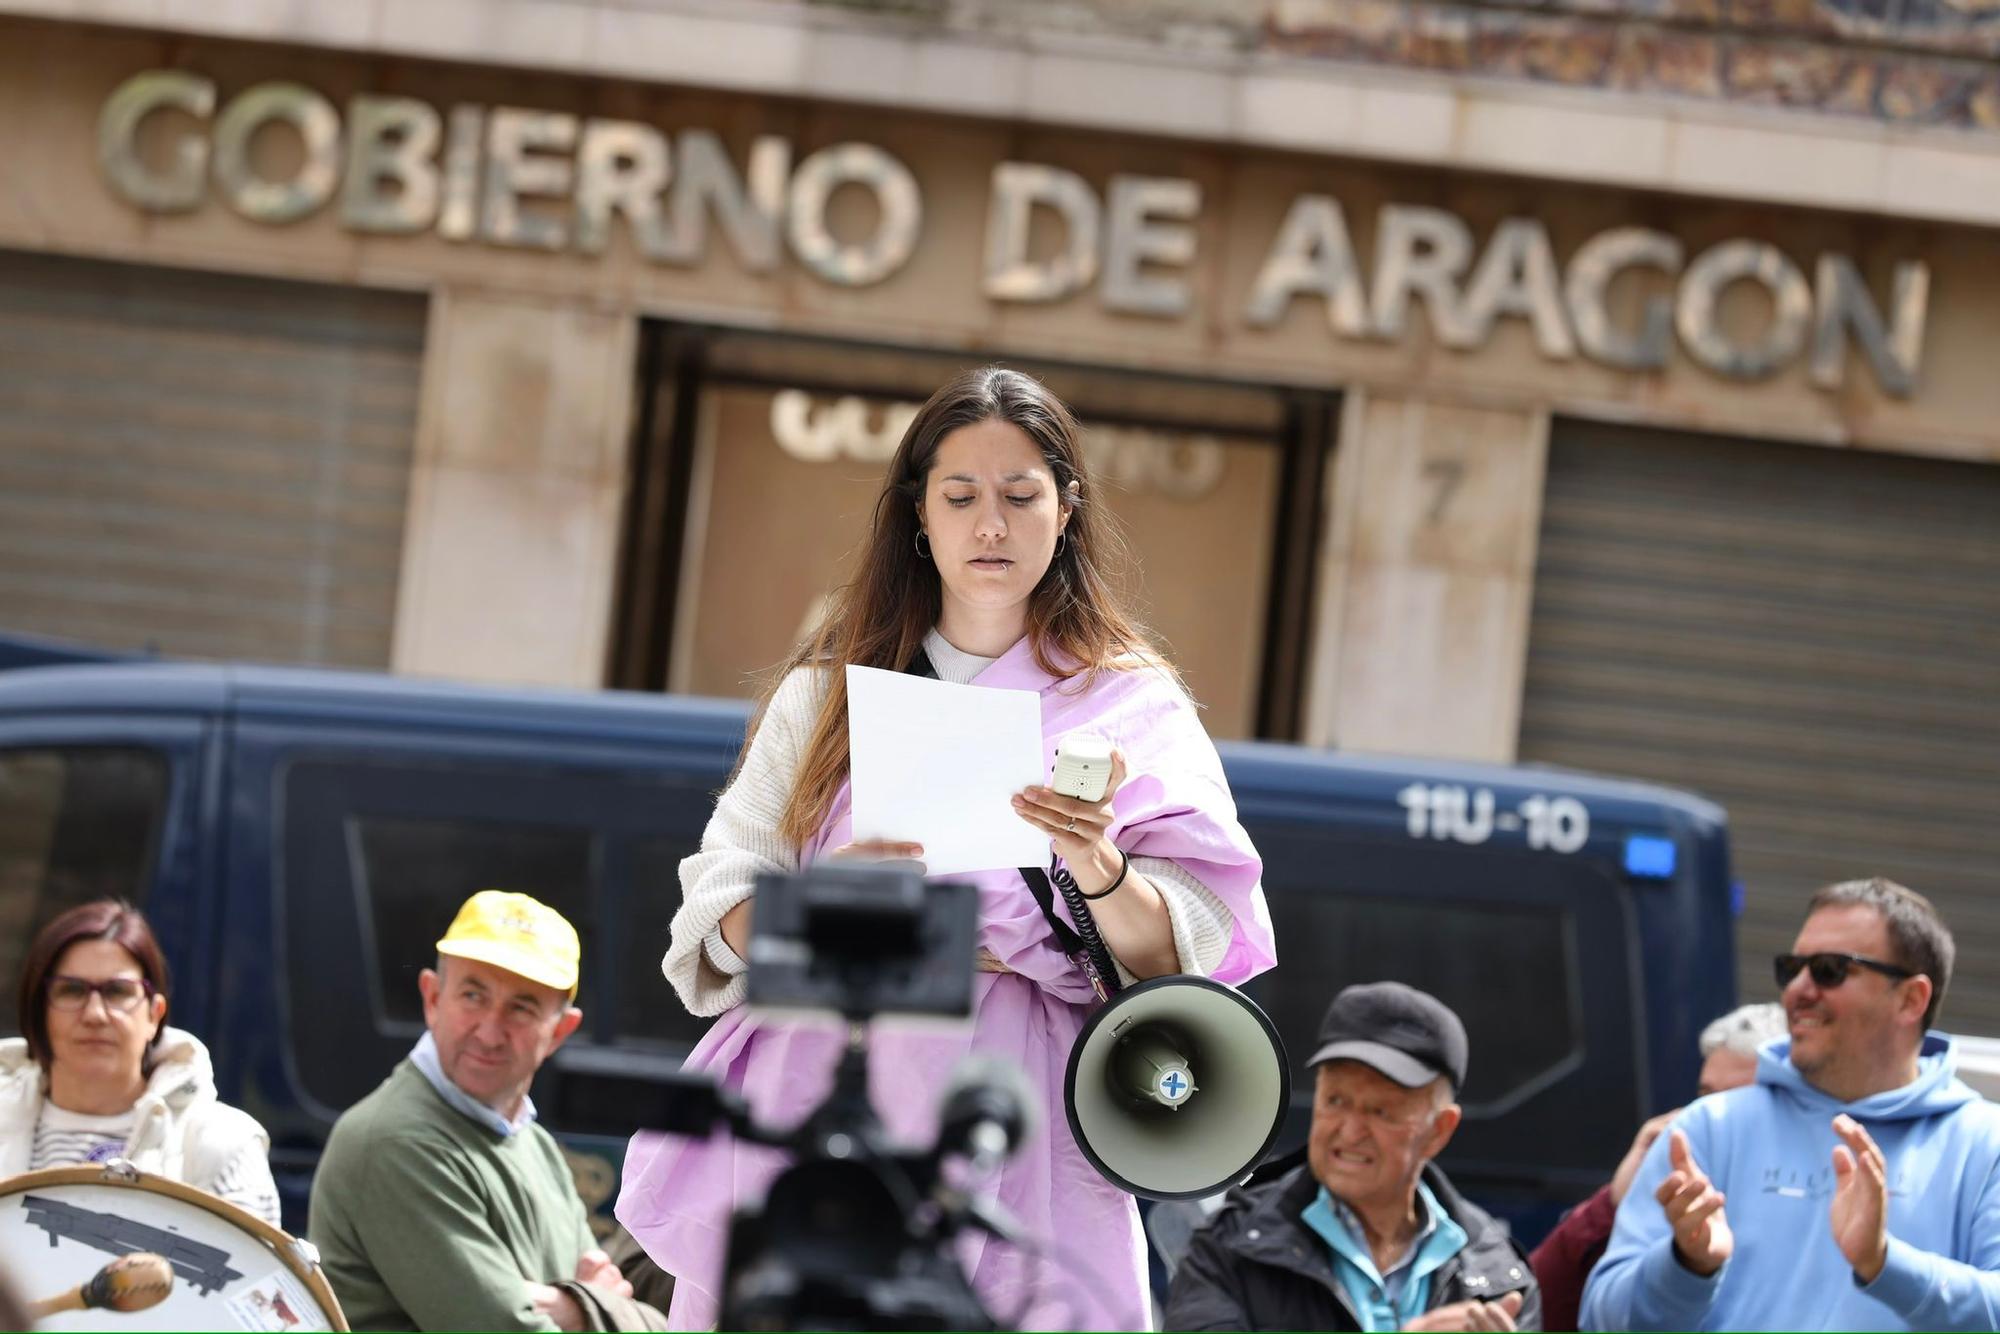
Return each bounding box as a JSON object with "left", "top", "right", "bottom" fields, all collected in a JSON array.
[{"left": 0, "top": 1165, "right": 347, "bottom": 1331}]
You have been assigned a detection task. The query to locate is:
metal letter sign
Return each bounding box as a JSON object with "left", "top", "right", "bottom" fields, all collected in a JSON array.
[
  {"left": 90, "top": 70, "right": 1930, "bottom": 397},
  {"left": 1369, "top": 205, "right": 1478, "bottom": 346},
  {"left": 1457, "top": 218, "right": 1575, "bottom": 360},
  {"left": 663, "top": 130, "right": 789, "bottom": 271},
  {"left": 1811, "top": 254, "right": 1928, "bottom": 397},
  {"left": 98, "top": 71, "right": 214, "bottom": 212},
  {"left": 1675, "top": 240, "right": 1813, "bottom": 380},
  {"left": 771, "top": 390, "right": 1228, "bottom": 499},
  {"left": 1565, "top": 228, "right": 1682, "bottom": 371},
  {"left": 1243, "top": 195, "right": 1370, "bottom": 337},
  {"left": 984, "top": 162, "right": 1101, "bottom": 303},
  {"left": 341, "top": 95, "right": 442, "bottom": 233},
  {"left": 212, "top": 82, "right": 342, "bottom": 224},
  {"left": 572, "top": 119, "right": 673, "bottom": 256},
  {"left": 481, "top": 108, "right": 578, "bottom": 251},
  {"left": 786, "top": 143, "right": 922, "bottom": 287},
  {"left": 1102, "top": 175, "right": 1200, "bottom": 317}
]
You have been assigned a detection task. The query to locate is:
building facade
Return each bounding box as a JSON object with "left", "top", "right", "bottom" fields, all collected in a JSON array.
[{"left": 0, "top": 0, "right": 1995, "bottom": 1028}]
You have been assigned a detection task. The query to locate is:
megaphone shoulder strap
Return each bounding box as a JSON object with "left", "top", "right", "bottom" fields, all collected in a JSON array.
[
  {"left": 904, "top": 648, "right": 1122, "bottom": 998},
  {"left": 1023, "top": 862, "right": 1123, "bottom": 999}
]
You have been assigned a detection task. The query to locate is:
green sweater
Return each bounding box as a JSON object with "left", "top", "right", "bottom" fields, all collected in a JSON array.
[{"left": 309, "top": 1060, "right": 594, "bottom": 1332}]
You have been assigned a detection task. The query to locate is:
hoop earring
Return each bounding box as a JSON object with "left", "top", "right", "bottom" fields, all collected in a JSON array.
[
  {"left": 1053, "top": 531, "right": 1067, "bottom": 560},
  {"left": 915, "top": 531, "right": 932, "bottom": 560}
]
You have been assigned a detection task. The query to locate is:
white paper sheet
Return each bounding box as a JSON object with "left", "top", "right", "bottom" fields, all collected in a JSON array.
[{"left": 845, "top": 664, "right": 1048, "bottom": 876}]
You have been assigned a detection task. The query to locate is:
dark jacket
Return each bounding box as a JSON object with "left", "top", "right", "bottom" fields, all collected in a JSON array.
[
  {"left": 1164, "top": 1153, "right": 1541, "bottom": 1331},
  {"left": 1526, "top": 1183, "right": 1615, "bottom": 1332}
]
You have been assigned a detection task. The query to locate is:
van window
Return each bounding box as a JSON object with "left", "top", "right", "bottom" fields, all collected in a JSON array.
[
  {"left": 1242, "top": 822, "right": 1643, "bottom": 1175},
  {"left": 616, "top": 835, "right": 714, "bottom": 1048},
  {"left": 352, "top": 816, "right": 595, "bottom": 1027},
  {"left": 1249, "top": 891, "right": 1577, "bottom": 1111},
  {"left": 0, "top": 747, "right": 166, "bottom": 1033},
  {"left": 281, "top": 756, "right": 723, "bottom": 1115}
]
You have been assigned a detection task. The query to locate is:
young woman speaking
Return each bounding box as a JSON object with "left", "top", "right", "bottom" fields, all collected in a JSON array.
[{"left": 619, "top": 367, "right": 1275, "bottom": 1330}]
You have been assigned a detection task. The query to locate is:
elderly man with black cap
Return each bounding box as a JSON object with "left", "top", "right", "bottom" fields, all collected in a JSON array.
[{"left": 1165, "top": 982, "right": 1539, "bottom": 1332}]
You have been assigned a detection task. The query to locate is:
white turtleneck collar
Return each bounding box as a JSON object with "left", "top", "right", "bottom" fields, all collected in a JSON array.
[{"left": 922, "top": 627, "right": 1009, "bottom": 684}]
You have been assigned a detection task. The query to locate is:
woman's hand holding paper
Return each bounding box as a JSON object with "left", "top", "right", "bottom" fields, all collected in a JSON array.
[
  {"left": 827, "top": 839, "right": 927, "bottom": 867},
  {"left": 718, "top": 840, "right": 926, "bottom": 958}
]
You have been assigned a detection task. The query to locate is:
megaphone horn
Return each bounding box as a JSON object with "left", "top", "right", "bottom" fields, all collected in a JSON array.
[{"left": 1065, "top": 975, "right": 1290, "bottom": 1200}]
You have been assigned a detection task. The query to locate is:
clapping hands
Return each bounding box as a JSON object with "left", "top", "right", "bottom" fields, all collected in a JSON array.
[
  {"left": 1403, "top": 1291, "right": 1524, "bottom": 1331},
  {"left": 1656, "top": 1129, "right": 1734, "bottom": 1276},
  {"left": 1830, "top": 1114, "right": 1890, "bottom": 1284},
  {"left": 1653, "top": 1116, "right": 1894, "bottom": 1285}
]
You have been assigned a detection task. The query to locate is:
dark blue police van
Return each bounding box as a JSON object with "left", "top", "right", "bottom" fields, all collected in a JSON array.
[{"left": 0, "top": 640, "right": 1735, "bottom": 1243}]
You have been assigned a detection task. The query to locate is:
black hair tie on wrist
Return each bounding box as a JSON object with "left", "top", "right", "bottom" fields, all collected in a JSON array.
[{"left": 1078, "top": 849, "right": 1130, "bottom": 901}]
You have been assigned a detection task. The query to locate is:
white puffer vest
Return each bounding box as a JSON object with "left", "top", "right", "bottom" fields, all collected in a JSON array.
[{"left": 0, "top": 1027, "right": 269, "bottom": 1185}]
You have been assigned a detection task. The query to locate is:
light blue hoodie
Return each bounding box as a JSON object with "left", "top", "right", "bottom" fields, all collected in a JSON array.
[{"left": 1581, "top": 1033, "right": 2000, "bottom": 1331}]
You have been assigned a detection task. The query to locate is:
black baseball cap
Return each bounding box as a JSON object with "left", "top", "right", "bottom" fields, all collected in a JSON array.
[{"left": 1307, "top": 981, "right": 1468, "bottom": 1093}]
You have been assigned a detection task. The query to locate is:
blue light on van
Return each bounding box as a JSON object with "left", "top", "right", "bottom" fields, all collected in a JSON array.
[{"left": 1623, "top": 835, "right": 1677, "bottom": 879}]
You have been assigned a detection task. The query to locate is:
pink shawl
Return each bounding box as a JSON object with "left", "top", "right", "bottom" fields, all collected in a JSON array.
[{"left": 617, "top": 637, "right": 1274, "bottom": 1329}]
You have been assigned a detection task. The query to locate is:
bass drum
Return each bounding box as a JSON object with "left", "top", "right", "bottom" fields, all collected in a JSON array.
[{"left": 0, "top": 1163, "right": 348, "bottom": 1331}]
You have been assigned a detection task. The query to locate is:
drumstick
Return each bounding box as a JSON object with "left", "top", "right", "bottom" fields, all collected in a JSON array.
[{"left": 27, "top": 1252, "right": 175, "bottom": 1319}]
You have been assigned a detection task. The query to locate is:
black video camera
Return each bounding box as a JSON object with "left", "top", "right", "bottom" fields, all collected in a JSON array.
[{"left": 653, "top": 864, "right": 1031, "bottom": 1331}]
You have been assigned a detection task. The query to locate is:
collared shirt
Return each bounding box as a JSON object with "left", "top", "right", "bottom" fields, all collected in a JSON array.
[
  {"left": 1302, "top": 1180, "right": 1470, "bottom": 1331},
  {"left": 408, "top": 1033, "right": 536, "bottom": 1138}
]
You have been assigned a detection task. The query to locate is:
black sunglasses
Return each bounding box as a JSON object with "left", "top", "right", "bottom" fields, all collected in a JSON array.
[{"left": 1773, "top": 952, "right": 1915, "bottom": 990}]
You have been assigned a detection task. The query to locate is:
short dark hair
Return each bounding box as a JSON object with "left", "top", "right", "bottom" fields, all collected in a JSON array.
[
  {"left": 1807, "top": 878, "right": 1954, "bottom": 1029},
  {"left": 16, "top": 899, "right": 170, "bottom": 1069}
]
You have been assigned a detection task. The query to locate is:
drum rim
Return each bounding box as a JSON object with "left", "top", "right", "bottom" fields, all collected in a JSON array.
[{"left": 0, "top": 1163, "right": 349, "bottom": 1331}]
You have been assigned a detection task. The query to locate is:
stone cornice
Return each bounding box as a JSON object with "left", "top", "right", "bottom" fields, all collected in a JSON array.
[{"left": 5, "top": 0, "right": 2000, "bottom": 228}]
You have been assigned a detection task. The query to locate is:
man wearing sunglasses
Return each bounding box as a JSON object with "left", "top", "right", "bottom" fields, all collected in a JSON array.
[{"left": 1581, "top": 877, "right": 2000, "bottom": 1331}]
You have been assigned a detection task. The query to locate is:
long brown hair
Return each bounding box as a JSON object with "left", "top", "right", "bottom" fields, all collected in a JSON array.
[{"left": 759, "top": 366, "right": 1171, "bottom": 846}]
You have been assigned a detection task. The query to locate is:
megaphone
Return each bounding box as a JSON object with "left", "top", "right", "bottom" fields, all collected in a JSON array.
[{"left": 1064, "top": 975, "right": 1290, "bottom": 1200}]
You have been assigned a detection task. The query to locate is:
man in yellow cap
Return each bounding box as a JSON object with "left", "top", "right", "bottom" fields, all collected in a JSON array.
[{"left": 309, "top": 891, "right": 661, "bottom": 1331}]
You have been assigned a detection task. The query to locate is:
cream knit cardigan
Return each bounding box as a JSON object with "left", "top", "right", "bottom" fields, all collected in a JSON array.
[{"left": 663, "top": 637, "right": 1237, "bottom": 1017}]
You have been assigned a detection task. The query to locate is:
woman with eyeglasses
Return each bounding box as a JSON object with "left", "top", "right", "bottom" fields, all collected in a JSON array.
[{"left": 0, "top": 899, "right": 279, "bottom": 1224}]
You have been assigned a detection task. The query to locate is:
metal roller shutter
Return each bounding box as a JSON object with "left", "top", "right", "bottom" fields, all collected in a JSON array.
[
  {"left": 0, "top": 249, "right": 424, "bottom": 667},
  {"left": 1518, "top": 421, "right": 2000, "bottom": 1034}
]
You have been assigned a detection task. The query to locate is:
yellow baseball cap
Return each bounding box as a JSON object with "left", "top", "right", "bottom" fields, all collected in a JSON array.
[{"left": 435, "top": 890, "right": 581, "bottom": 998}]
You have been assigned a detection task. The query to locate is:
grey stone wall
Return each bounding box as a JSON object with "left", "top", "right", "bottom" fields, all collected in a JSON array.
[
  {"left": 1266, "top": 1, "right": 2000, "bottom": 129},
  {"left": 810, "top": 0, "right": 2000, "bottom": 130}
]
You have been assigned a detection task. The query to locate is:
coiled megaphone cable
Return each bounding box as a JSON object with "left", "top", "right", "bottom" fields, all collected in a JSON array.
[{"left": 1049, "top": 857, "right": 1123, "bottom": 998}]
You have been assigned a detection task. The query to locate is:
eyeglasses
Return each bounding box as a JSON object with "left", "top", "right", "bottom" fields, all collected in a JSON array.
[
  {"left": 1773, "top": 952, "right": 1914, "bottom": 991},
  {"left": 47, "top": 975, "right": 155, "bottom": 1013}
]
